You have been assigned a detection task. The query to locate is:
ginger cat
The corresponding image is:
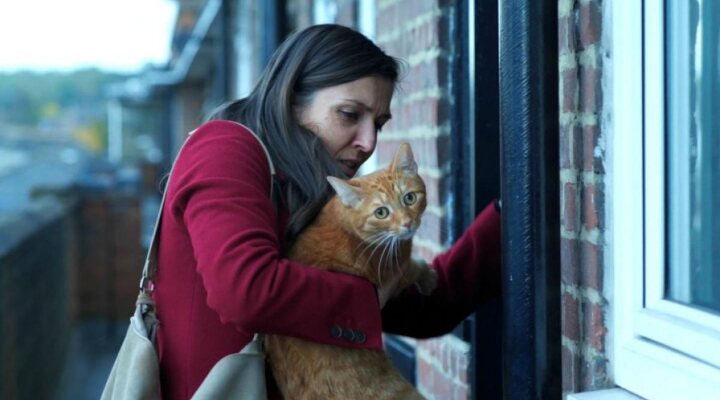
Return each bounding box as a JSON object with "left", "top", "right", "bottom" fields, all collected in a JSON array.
[{"left": 266, "top": 143, "right": 436, "bottom": 400}]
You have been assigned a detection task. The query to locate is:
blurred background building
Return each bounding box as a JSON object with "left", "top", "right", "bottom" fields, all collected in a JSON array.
[{"left": 1, "top": 0, "right": 718, "bottom": 399}]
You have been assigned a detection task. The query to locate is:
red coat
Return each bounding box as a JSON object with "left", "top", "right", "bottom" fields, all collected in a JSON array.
[{"left": 154, "top": 120, "right": 501, "bottom": 399}]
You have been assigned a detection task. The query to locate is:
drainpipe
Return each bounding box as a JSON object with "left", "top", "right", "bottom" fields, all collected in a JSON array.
[
  {"left": 107, "top": 99, "right": 123, "bottom": 165},
  {"left": 261, "top": 0, "right": 287, "bottom": 66},
  {"left": 218, "top": 0, "right": 232, "bottom": 100},
  {"left": 498, "top": 0, "right": 561, "bottom": 399}
]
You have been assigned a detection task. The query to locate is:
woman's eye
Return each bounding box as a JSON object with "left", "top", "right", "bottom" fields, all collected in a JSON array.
[
  {"left": 375, "top": 118, "right": 389, "bottom": 133},
  {"left": 374, "top": 207, "right": 390, "bottom": 219},
  {"left": 403, "top": 192, "right": 417, "bottom": 205},
  {"left": 339, "top": 110, "right": 359, "bottom": 121}
]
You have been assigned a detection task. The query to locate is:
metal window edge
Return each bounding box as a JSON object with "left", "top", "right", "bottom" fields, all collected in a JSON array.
[{"left": 567, "top": 388, "right": 645, "bottom": 400}]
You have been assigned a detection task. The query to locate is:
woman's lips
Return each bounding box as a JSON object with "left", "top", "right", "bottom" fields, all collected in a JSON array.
[{"left": 338, "top": 159, "right": 359, "bottom": 176}]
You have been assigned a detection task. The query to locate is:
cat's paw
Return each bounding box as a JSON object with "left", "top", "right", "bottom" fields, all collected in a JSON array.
[{"left": 411, "top": 259, "right": 437, "bottom": 295}]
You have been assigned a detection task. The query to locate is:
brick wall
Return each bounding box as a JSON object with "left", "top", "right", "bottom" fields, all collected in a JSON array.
[{"left": 558, "top": 0, "right": 610, "bottom": 395}]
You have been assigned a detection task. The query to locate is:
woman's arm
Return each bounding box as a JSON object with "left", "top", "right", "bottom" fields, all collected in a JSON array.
[
  {"left": 381, "top": 201, "right": 502, "bottom": 337},
  {"left": 170, "top": 121, "right": 383, "bottom": 349}
]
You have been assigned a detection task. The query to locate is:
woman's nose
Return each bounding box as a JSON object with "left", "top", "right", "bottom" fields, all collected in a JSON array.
[{"left": 353, "top": 121, "right": 377, "bottom": 153}]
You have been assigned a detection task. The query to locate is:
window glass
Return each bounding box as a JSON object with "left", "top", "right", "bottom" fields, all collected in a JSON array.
[{"left": 666, "top": 0, "right": 720, "bottom": 313}]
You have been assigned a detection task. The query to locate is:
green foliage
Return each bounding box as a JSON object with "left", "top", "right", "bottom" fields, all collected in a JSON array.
[{"left": 0, "top": 68, "right": 127, "bottom": 126}]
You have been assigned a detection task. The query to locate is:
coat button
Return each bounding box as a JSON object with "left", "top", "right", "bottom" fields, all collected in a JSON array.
[
  {"left": 354, "top": 330, "right": 366, "bottom": 343},
  {"left": 342, "top": 328, "right": 356, "bottom": 342},
  {"left": 330, "top": 325, "right": 342, "bottom": 338}
]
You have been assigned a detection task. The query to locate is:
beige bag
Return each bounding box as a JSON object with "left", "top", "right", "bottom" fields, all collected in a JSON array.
[
  {"left": 100, "top": 295, "right": 268, "bottom": 400},
  {"left": 100, "top": 293, "right": 161, "bottom": 399},
  {"left": 101, "top": 126, "right": 274, "bottom": 400}
]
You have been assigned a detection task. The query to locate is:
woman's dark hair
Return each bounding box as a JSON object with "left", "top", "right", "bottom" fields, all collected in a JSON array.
[{"left": 210, "top": 24, "right": 401, "bottom": 241}]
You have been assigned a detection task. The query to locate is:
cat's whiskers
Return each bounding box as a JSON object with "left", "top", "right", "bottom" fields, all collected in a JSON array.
[
  {"left": 383, "top": 236, "right": 396, "bottom": 277},
  {"left": 386, "top": 235, "right": 405, "bottom": 286},
  {"left": 375, "top": 233, "right": 394, "bottom": 287},
  {"left": 390, "top": 236, "right": 402, "bottom": 275},
  {"left": 353, "top": 231, "right": 392, "bottom": 286},
  {"left": 353, "top": 232, "right": 388, "bottom": 272},
  {"left": 355, "top": 232, "right": 386, "bottom": 256}
]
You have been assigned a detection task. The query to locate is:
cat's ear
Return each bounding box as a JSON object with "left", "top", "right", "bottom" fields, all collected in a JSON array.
[
  {"left": 327, "top": 176, "right": 364, "bottom": 207},
  {"left": 390, "top": 142, "right": 418, "bottom": 176}
]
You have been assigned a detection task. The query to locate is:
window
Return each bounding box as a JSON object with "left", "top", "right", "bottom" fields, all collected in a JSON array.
[
  {"left": 611, "top": 1, "right": 720, "bottom": 398},
  {"left": 665, "top": 0, "right": 720, "bottom": 315}
]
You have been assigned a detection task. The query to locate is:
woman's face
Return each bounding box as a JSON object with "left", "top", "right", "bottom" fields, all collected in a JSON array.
[{"left": 297, "top": 76, "right": 394, "bottom": 177}]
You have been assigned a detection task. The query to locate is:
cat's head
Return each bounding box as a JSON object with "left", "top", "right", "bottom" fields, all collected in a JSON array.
[{"left": 327, "top": 143, "right": 426, "bottom": 241}]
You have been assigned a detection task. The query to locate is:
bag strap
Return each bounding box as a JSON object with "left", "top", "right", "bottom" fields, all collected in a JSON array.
[{"left": 139, "top": 122, "right": 277, "bottom": 293}]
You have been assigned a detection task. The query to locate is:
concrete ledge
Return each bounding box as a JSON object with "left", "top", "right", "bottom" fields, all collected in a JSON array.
[{"left": 0, "top": 194, "right": 76, "bottom": 257}]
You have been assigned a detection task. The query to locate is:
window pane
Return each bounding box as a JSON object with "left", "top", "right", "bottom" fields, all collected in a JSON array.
[{"left": 666, "top": 0, "right": 720, "bottom": 313}]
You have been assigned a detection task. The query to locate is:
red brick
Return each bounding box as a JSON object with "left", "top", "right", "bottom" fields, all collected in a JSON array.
[
  {"left": 579, "top": 0, "right": 602, "bottom": 48},
  {"left": 560, "top": 123, "right": 582, "bottom": 169},
  {"left": 582, "top": 301, "right": 607, "bottom": 353},
  {"left": 581, "top": 183, "right": 599, "bottom": 230},
  {"left": 558, "top": 14, "right": 576, "bottom": 54},
  {"left": 379, "top": 135, "right": 451, "bottom": 171},
  {"left": 562, "top": 182, "right": 578, "bottom": 233},
  {"left": 562, "top": 291, "right": 580, "bottom": 341},
  {"left": 562, "top": 344, "right": 580, "bottom": 393},
  {"left": 392, "top": 97, "right": 442, "bottom": 131},
  {"left": 579, "top": 62, "right": 601, "bottom": 115},
  {"left": 416, "top": 212, "right": 449, "bottom": 245},
  {"left": 581, "top": 124, "right": 597, "bottom": 171},
  {"left": 580, "top": 240, "right": 602, "bottom": 291},
  {"left": 405, "top": 61, "right": 440, "bottom": 97},
  {"left": 561, "top": 65, "right": 579, "bottom": 113},
  {"left": 561, "top": 238, "right": 579, "bottom": 285}
]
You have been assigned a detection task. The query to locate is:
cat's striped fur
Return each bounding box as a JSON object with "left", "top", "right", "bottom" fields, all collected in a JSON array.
[{"left": 266, "top": 143, "right": 436, "bottom": 399}]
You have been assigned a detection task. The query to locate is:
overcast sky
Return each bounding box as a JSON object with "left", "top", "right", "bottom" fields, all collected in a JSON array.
[{"left": 0, "top": 0, "right": 178, "bottom": 73}]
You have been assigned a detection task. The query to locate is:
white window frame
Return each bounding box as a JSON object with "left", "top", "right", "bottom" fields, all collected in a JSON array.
[{"left": 610, "top": 1, "right": 720, "bottom": 399}]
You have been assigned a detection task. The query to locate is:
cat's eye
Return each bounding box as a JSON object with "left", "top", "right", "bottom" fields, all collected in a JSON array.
[
  {"left": 402, "top": 192, "right": 417, "bottom": 206},
  {"left": 374, "top": 207, "right": 390, "bottom": 219}
]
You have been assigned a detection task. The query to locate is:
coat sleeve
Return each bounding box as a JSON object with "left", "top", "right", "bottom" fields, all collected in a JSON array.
[
  {"left": 381, "top": 201, "right": 502, "bottom": 337},
  {"left": 168, "top": 120, "right": 383, "bottom": 350}
]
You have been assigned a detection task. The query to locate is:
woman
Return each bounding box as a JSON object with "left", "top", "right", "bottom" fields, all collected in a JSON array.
[{"left": 154, "top": 24, "right": 501, "bottom": 399}]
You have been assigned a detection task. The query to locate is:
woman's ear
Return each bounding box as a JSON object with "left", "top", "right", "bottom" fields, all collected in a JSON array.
[{"left": 327, "top": 176, "right": 364, "bottom": 207}]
